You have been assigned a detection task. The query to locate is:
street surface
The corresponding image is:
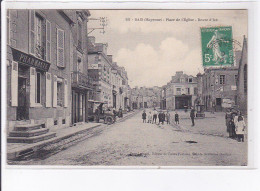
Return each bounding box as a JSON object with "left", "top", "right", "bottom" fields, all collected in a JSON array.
[{"left": 13, "top": 110, "right": 247, "bottom": 166}]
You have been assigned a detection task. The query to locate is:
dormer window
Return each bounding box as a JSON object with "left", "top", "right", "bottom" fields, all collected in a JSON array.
[{"left": 188, "top": 78, "right": 193, "bottom": 83}]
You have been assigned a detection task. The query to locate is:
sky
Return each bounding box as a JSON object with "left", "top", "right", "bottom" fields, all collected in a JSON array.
[{"left": 88, "top": 10, "right": 247, "bottom": 87}]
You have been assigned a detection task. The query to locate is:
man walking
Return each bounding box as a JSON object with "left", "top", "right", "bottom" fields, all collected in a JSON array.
[
  {"left": 158, "top": 111, "right": 163, "bottom": 125},
  {"left": 190, "top": 107, "right": 195, "bottom": 126},
  {"left": 162, "top": 111, "right": 166, "bottom": 125},
  {"left": 142, "top": 110, "right": 147, "bottom": 123},
  {"left": 152, "top": 109, "right": 158, "bottom": 124}
]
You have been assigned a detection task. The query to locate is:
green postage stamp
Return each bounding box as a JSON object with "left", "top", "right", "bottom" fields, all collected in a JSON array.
[{"left": 201, "top": 26, "right": 234, "bottom": 67}]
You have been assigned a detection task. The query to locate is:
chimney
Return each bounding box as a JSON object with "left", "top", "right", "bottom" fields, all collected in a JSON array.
[{"left": 176, "top": 71, "right": 184, "bottom": 75}]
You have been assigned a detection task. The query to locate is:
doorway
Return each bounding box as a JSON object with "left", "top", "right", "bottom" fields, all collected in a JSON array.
[{"left": 17, "top": 77, "right": 29, "bottom": 120}]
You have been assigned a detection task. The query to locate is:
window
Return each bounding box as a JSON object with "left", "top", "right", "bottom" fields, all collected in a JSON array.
[
  {"left": 29, "top": 11, "right": 50, "bottom": 60},
  {"left": 36, "top": 15, "right": 42, "bottom": 47},
  {"left": 57, "top": 80, "right": 63, "bottom": 107},
  {"left": 194, "top": 87, "right": 198, "bottom": 95},
  {"left": 187, "top": 88, "right": 190, "bottom": 95},
  {"left": 35, "top": 14, "right": 44, "bottom": 59},
  {"left": 35, "top": 72, "right": 41, "bottom": 103},
  {"left": 46, "top": 20, "right": 51, "bottom": 62},
  {"left": 57, "top": 28, "right": 65, "bottom": 67},
  {"left": 180, "top": 78, "right": 185, "bottom": 83},
  {"left": 77, "top": 56, "right": 83, "bottom": 72},
  {"left": 219, "top": 75, "right": 225, "bottom": 84},
  {"left": 77, "top": 19, "right": 82, "bottom": 49},
  {"left": 244, "top": 64, "right": 247, "bottom": 93},
  {"left": 188, "top": 78, "right": 193, "bottom": 83},
  {"left": 176, "top": 88, "right": 181, "bottom": 95}
]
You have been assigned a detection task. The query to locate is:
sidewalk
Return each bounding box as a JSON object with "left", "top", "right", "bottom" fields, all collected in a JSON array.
[{"left": 7, "top": 110, "right": 138, "bottom": 160}]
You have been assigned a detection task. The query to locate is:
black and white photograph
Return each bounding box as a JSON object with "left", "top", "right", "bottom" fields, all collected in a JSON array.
[{"left": 4, "top": 8, "right": 249, "bottom": 166}]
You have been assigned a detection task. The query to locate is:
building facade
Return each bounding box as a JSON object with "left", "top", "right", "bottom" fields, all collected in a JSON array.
[
  {"left": 161, "top": 71, "right": 198, "bottom": 110},
  {"left": 7, "top": 10, "right": 75, "bottom": 132},
  {"left": 202, "top": 67, "right": 238, "bottom": 111},
  {"left": 88, "top": 37, "right": 129, "bottom": 111},
  {"left": 68, "top": 10, "right": 92, "bottom": 124},
  {"left": 131, "top": 86, "right": 161, "bottom": 109}
]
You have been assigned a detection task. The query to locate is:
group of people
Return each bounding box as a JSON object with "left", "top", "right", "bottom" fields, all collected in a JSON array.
[
  {"left": 226, "top": 109, "right": 246, "bottom": 142},
  {"left": 142, "top": 109, "right": 181, "bottom": 125}
]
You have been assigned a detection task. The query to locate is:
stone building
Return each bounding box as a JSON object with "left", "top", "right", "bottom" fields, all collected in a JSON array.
[
  {"left": 161, "top": 71, "right": 198, "bottom": 110},
  {"left": 201, "top": 50, "right": 242, "bottom": 112},
  {"left": 202, "top": 67, "right": 238, "bottom": 111},
  {"left": 131, "top": 86, "right": 161, "bottom": 109},
  {"left": 88, "top": 37, "right": 113, "bottom": 107},
  {"left": 87, "top": 37, "right": 129, "bottom": 111},
  {"left": 67, "top": 10, "right": 92, "bottom": 124},
  {"left": 6, "top": 10, "right": 75, "bottom": 134},
  {"left": 237, "top": 36, "right": 247, "bottom": 114}
]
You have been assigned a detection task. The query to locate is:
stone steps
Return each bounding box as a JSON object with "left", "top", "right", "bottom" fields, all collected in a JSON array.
[
  {"left": 9, "top": 128, "right": 50, "bottom": 137},
  {"left": 14, "top": 124, "right": 43, "bottom": 131},
  {"left": 7, "top": 132, "right": 56, "bottom": 144},
  {"left": 8, "top": 123, "right": 56, "bottom": 144}
]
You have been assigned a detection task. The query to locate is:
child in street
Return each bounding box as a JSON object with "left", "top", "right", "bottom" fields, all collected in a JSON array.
[
  {"left": 148, "top": 111, "right": 152, "bottom": 123},
  {"left": 175, "top": 111, "right": 179, "bottom": 124},
  {"left": 235, "top": 115, "right": 246, "bottom": 142}
]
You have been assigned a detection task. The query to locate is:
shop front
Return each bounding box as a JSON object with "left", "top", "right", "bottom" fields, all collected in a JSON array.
[
  {"left": 9, "top": 48, "right": 51, "bottom": 121},
  {"left": 71, "top": 71, "right": 93, "bottom": 124},
  {"left": 175, "top": 95, "right": 192, "bottom": 109}
]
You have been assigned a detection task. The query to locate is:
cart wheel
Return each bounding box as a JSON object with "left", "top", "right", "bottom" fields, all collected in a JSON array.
[{"left": 106, "top": 116, "right": 113, "bottom": 125}]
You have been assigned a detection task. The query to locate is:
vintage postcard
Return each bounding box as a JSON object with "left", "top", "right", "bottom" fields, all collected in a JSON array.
[{"left": 3, "top": 8, "right": 248, "bottom": 167}]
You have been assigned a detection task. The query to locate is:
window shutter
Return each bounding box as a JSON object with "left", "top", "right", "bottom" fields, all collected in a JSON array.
[
  {"left": 29, "top": 10, "right": 36, "bottom": 55},
  {"left": 46, "top": 20, "right": 51, "bottom": 62},
  {"left": 30, "top": 67, "right": 36, "bottom": 107},
  {"left": 11, "top": 61, "right": 18, "bottom": 107},
  {"left": 7, "top": 10, "right": 10, "bottom": 45},
  {"left": 64, "top": 79, "right": 68, "bottom": 107},
  {"left": 57, "top": 28, "right": 64, "bottom": 67},
  {"left": 45, "top": 72, "right": 52, "bottom": 107},
  {"left": 53, "top": 75, "right": 57, "bottom": 107}
]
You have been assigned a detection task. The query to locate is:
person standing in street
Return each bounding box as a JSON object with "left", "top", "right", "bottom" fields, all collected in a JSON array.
[
  {"left": 190, "top": 107, "right": 195, "bottom": 126},
  {"left": 142, "top": 110, "right": 147, "bottom": 123},
  {"left": 148, "top": 111, "right": 152, "bottom": 123},
  {"left": 162, "top": 111, "right": 166, "bottom": 125},
  {"left": 158, "top": 111, "right": 163, "bottom": 125},
  {"left": 235, "top": 115, "right": 246, "bottom": 142},
  {"left": 152, "top": 109, "right": 158, "bottom": 124},
  {"left": 166, "top": 111, "right": 170, "bottom": 124},
  {"left": 175, "top": 111, "right": 179, "bottom": 124}
]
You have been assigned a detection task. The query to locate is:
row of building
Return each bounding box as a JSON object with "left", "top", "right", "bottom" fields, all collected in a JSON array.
[
  {"left": 6, "top": 9, "right": 130, "bottom": 133},
  {"left": 160, "top": 36, "right": 248, "bottom": 114},
  {"left": 130, "top": 86, "right": 161, "bottom": 109}
]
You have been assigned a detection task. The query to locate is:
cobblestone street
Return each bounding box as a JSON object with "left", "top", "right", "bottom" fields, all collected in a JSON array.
[{"left": 13, "top": 110, "right": 247, "bottom": 166}]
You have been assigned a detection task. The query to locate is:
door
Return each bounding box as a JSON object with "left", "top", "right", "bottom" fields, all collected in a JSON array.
[
  {"left": 216, "top": 98, "right": 222, "bottom": 111},
  {"left": 17, "top": 77, "right": 29, "bottom": 120}
]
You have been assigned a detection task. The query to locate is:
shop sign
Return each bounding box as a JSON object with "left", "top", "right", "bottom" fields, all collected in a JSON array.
[{"left": 11, "top": 48, "right": 50, "bottom": 71}]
